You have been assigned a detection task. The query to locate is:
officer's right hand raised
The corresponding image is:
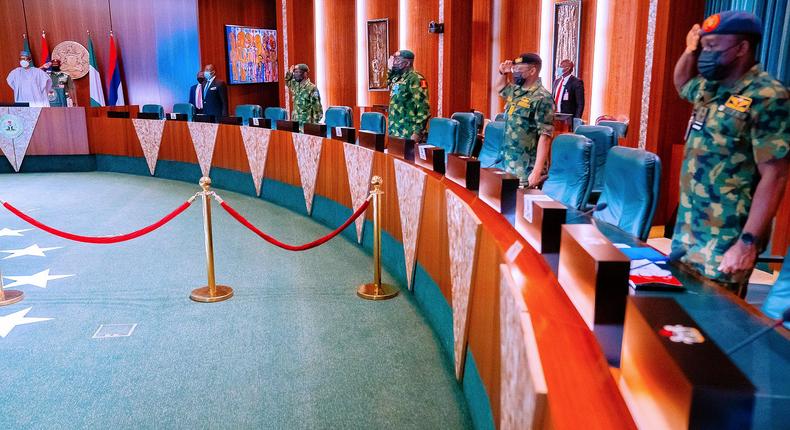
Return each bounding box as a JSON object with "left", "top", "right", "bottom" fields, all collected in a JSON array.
[
  {"left": 499, "top": 60, "right": 513, "bottom": 75},
  {"left": 685, "top": 24, "right": 701, "bottom": 54}
]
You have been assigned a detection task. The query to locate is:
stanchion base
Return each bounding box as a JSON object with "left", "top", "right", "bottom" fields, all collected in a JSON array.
[
  {"left": 357, "top": 283, "right": 399, "bottom": 301},
  {"left": 190, "top": 285, "right": 234, "bottom": 303},
  {"left": 0, "top": 290, "right": 24, "bottom": 306}
]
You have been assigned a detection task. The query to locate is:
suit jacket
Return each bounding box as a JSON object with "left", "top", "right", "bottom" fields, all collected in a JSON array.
[
  {"left": 553, "top": 75, "right": 584, "bottom": 118},
  {"left": 201, "top": 78, "right": 228, "bottom": 121},
  {"left": 188, "top": 83, "right": 204, "bottom": 114}
]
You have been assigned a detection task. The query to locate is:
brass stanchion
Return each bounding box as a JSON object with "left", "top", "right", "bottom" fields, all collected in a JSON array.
[
  {"left": 0, "top": 269, "right": 24, "bottom": 306},
  {"left": 190, "top": 177, "right": 233, "bottom": 303},
  {"left": 357, "top": 176, "right": 399, "bottom": 300}
]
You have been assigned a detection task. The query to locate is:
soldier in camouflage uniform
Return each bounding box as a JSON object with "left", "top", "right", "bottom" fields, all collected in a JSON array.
[
  {"left": 672, "top": 11, "right": 789, "bottom": 297},
  {"left": 285, "top": 64, "right": 323, "bottom": 124},
  {"left": 495, "top": 53, "right": 555, "bottom": 187},
  {"left": 45, "top": 59, "right": 77, "bottom": 107},
  {"left": 386, "top": 50, "right": 430, "bottom": 141}
]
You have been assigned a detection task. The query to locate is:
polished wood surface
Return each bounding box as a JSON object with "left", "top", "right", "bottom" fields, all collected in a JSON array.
[
  {"left": 363, "top": 0, "right": 399, "bottom": 108},
  {"left": 26, "top": 108, "right": 89, "bottom": 155},
  {"left": 442, "top": 0, "right": 473, "bottom": 117},
  {"left": 402, "top": 0, "right": 440, "bottom": 118},
  {"left": 469, "top": 0, "right": 492, "bottom": 117},
  {"left": 0, "top": 0, "right": 28, "bottom": 104},
  {"left": 276, "top": 0, "right": 316, "bottom": 113},
  {"left": 320, "top": 0, "right": 357, "bottom": 109}
]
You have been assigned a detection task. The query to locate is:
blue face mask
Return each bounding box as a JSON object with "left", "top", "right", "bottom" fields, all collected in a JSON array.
[
  {"left": 203, "top": 71, "right": 213, "bottom": 80},
  {"left": 556, "top": 67, "right": 564, "bottom": 77}
]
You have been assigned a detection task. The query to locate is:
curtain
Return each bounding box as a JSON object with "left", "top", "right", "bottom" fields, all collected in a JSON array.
[{"left": 706, "top": 0, "right": 790, "bottom": 84}]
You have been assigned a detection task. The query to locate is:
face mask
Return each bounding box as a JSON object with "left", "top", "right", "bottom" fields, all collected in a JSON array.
[
  {"left": 203, "top": 71, "right": 213, "bottom": 80},
  {"left": 697, "top": 44, "right": 739, "bottom": 81},
  {"left": 20, "top": 60, "right": 30, "bottom": 68},
  {"left": 51, "top": 66, "right": 61, "bottom": 72},
  {"left": 555, "top": 67, "right": 564, "bottom": 77},
  {"left": 197, "top": 77, "right": 206, "bottom": 84},
  {"left": 512, "top": 72, "right": 526, "bottom": 86}
]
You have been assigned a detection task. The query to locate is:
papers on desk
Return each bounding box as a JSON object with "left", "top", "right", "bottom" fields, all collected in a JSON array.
[
  {"left": 624, "top": 247, "right": 684, "bottom": 291},
  {"left": 522, "top": 194, "right": 553, "bottom": 223}
]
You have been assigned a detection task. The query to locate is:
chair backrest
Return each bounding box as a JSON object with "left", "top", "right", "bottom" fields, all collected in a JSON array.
[
  {"left": 325, "top": 106, "right": 353, "bottom": 137},
  {"left": 543, "top": 134, "right": 595, "bottom": 210},
  {"left": 472, "top": 111, "right": 484, "bottom": 131},
  {"left": 572, "top": 117, "right": 585, "bottom": 132},
  {"left": 264, "top": 107, "right": 288, "bottom": 129},
  {"left": 594, "top": 147, "right": 661, "bottom": 241},
  {"left": 598, "top": 120, "right": 628, "bottom": 138},
  {"left": 142, "top": 104, "right": 165, "bottom": 119},
  {"left": 494, "top": 113, "right": 506, "bottom": 122},
  {"left": 451, "top": 112, "right": 477, "bottom": 156},
  {"left": 762, "top": 246, "right": 790, "bottom": 328},
  {"left": 575, "top": 125, "right": 616, "bottom": 192},
  {"left": 360, "top": 112, "right": 386, "bottom": 134},
  {"left": 235, "top": 104, "right": 263, "bottom": 125},
  {"left": 425, "top": 117, "right": 459, "bottom": 156},
  {"left": 478, "top": 121, "right": 505, "bottom": 169},
  {"left": 173, "top": 103, "right": 196, "bottom": 121}
]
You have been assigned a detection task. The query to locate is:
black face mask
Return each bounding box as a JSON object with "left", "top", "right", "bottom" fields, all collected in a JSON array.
[
  {"left": 197, "top": 77, "right": 206, "bottom": 84},
  {"left": 697, "top": 43, "right": 739, "bottom": 81},
  {"left": 512, "top": 73, "right": 526, "bottom": 86},
  {"left": 51, "top": 66, "right": 61, "bottom": 72}
]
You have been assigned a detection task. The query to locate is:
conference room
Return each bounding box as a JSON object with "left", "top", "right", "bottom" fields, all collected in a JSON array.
[{"left": 1, "top": 0, "right": 787, "bottom": 429}]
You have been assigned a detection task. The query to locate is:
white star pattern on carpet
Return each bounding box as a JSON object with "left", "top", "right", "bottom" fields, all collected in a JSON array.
[
  {"left": 1, "top": 244, "right": 62, "bottom": 259},
  {"left": 3, "top": 269, "right": 74, "bottom": 289},
  {"left": 0, "top": 228, "right": 33, "bottom": 237},
  {"left": 0, "top": 307, "right": 53, "bottom": 338}
]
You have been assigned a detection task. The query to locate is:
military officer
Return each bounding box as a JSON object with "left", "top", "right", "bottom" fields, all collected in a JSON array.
[
  {"left": 672, "top": 11, "right": 789, "bottom": 297},
  {"left": 285, "top": 63, "right": 323, "bottom": 124},
  {"left": 495, "top": 53, "right": 555, "bottom": 187},
  {"left": 45, "top": 59, "right": 77, "bottom": 107},
  {"left": 386, "top": 50, "right": 430, "bottom": 142}
]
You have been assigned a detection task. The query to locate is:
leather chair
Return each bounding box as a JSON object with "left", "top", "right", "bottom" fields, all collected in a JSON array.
[
  {"left": 142, "top": 104, "right": 165, "bottom": 119},
  {"left": 360, "top": 112, "right": 386, "bottom": 134},
  {"left": 325, "top": 106, "right": 353, "bottom": 137},
  {"left": 542, "top": 134, "right": 595, "bottom": 210},
  {"left": 451, "top": 112, "right": 477, "bottom": 156},
  {"left": 235, "top": 104, "right": 263, "bottom": 126},
  {"left": 575, "top": 125, "right": 616, "bottom": 194},
  {"left": 478, "top": 121, "right": 505, "bottom": 169},
  {"left": 593, "top": 147, "right": 661, "bottom": 241},
  {"left": 425, "top": 117, "right": 459, "bottom": 157},
  {"left": 172, "top": 103, "right": 195, "bottom": 121},
  {"left": 572, "top": 117, "right": 585, "bottom": 132},
  {"left": 265, "top": 107, "right": 288, "bottom": 129},
  {"left": 598, "top": 120, "right": 628, "bottom": 139},
  {"left": 472, "top": 111, "right": 484, "bottom": 132},
  {"left": 494, "top": 113, "right": 506, "bottom": 122},
  {"left": 762, "top": 246, "right": 790, "bottom": 329}
]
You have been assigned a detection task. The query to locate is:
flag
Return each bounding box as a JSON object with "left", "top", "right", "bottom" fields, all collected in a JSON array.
[
  {"left": 87, "top": 34, "right": 106, "bottom": 107},
  {"left": 22, "top": 33, "right": 32, "bottom": 65},
  {"left": 40, "top": 31, "right": 50, "bottom": 66},
  {"left": 107, "top": 31, "right": 125, "bottom": 106}
]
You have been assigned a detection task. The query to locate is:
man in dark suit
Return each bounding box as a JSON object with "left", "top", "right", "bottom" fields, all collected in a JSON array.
[
  {"left": 188, "top": 71, "right": 206, "bottom": 114},
  {"left": 199, "top": 64, "right": 228, "bottom": 121},
  {"left": 552, "top": 60, "right": 585, "bottom": 118}
]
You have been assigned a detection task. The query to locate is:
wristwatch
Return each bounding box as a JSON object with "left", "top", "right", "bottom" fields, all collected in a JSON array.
[{"left": 739, "top": 232, "right": 756, "bottom": 247}]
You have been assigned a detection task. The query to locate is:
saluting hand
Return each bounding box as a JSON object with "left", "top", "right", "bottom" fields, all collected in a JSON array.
[
  {"left": 685, "top": 24, "right": 701, "bottom": 54},
  {"left": 499, "top": 60, "right": 513, "bottom": 75}
]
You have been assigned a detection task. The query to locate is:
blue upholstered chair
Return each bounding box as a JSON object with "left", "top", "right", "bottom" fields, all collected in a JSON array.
[
  {"left": 235, "top": 104, "right": 263, "bottom": 125},
  {"left": 572, "top": 117, "right": 585, "bottom": 132},
  {"left": 360, "top": 112, "right": 386, "bottom": 134},
  {"left": 478, "top": 121, "right": 505, "bottom": 169},
  {"left": 451, "top": 112, "right": 477, "bottom": 156},
  {"left": 593, "top": 147, "right": 661, "bottom": 241},
  {"left": 762, "top": 246, "right": 790, "bottom": 329},
  {"left": 172, "top": 103, "right": 195, "bottom": 121},
  {"left": 265, "top": 107, "right": 288, "bottom": 129},
  {"left": 325, "top": 106, "right": 353, "bottom": 137},
  {"left": 542, "top": 134, "right": 595, "bottom": 210},
  {"left": 575, "top": 125, "right": 616, "bottom": 194},
  {"left": 142, "top": 104, "right": 165, "bottom": 119},
  {"left": 425, "top": 117, "right": 459, "bottom": 157},
  {"left": 494, "top": 113, "right": 506, "bottom": 122},
  {"left": 472, "top": 111, "right": 485, "bottom": 132},
  {"left": 598, "top": 120, "right": 628, "bottom": 139}
]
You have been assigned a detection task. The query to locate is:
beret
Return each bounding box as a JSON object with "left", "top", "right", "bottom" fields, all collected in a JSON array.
[
  {"left": 395, "top": 50, "right": 415, "bottom": 60},
  {"left": 701, "top": 11, "right": 762, "bottom": 41}
]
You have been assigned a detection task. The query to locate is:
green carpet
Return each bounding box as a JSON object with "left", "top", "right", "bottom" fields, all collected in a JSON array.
[{"left": 0, "top": 172, "right": 472, "bottom": 429}]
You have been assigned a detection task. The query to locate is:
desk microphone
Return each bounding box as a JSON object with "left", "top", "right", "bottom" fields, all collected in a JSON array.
[
  {"left": 725, "top": 308, "right": 790, "bottom": 356},
  {"left": 484, "top": 157, "right": 503, "bottom": 168},
  {"left": 567, "top": 202, "right": 607, "bottom": 223}
]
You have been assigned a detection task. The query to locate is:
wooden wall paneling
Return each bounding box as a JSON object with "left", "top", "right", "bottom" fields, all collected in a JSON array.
[
  {"left": 415, "top": 175, "right": 452, "bottom": 302},
  {"left": 158, "top": 120, "right": 199, "bottom": 163},
  {"left": 494, "top": 0, "right": 541, "bottom": 114},
  {"left": 86, "top": 116, "right": 142, "bottom": 157},
  {"left": 442, "top": 0, "right": 473, "bottom": 117},
  {"left": 263, "top": 131, "right": 301, "bottom": 187},
  {"left": 211, "top": 124, "right": 248, "bottom": 172},
  {"left": 321, "top": 0, "right": 357, "bottom": 109},
  {"left": 576, "top": 0, "right": 597, "bottom": 124},
  {"left": 621, "top": 0, "right": 650, "bottom": 148},
  {"left": 23, "top": 0, "right": 112, "bottom": 109},
  {"left": 276, "top": 0, "right": 316, "bottom": 113},
  {"left": 469, "top": 0, "right": 493, "bottom": 117},
  {"left": 598, "top": 0, "right": 640, "bottom": 126},
  {"left": 364, "top": 0, "right": 399, "bottom": 108},
  {"left": 0, "top": 0, "right": 27, "bottom": 103},
  {"left": 26, "top": 108, "right": 89, "bottom": 155},
  {"left": 403, "top": 0, "right": 440, "bottom": 118},
  {"left": 315, "top": 138, "right": 353, "bottom": 208}
]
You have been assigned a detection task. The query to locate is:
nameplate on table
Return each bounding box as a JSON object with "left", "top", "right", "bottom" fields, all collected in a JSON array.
[
  {"left": 168, "top": 113, "right": 188, "bottom": 121},
  {"left": 557, "top": 224, "right": 630, "bottom": 330},
  {"left": 276, "top": 120, "right": 300, "bottom": 132},
  {"left": 331, "top": 126, "right": 356, "bottom": 143},
  {"left": 446, "top": 154, "right": 481, "bottom": 190},
  {"left": 358, "top": 131, "right": 385, "bottom": 152},
  {"left": 219, "top": 116, "right": 243, "bottom": 125},
  {"left": 388, "top": 136, "right": 415, "bottom": 161},
  {"left": 303, "top": 122, "right": 327, "bottom": 138},
  {"left": 415, "top": 145, "right": 445, "bottom": 174},
  {"left": 479, "top": 168, "right": 519, "bottom": 216},
  {"left": 250, "top": 117, "right": 272, "bottom": 129},
  {"left": 515, "top": 189, "right": 566, "bottom": 253},
  {"left": 619, "top": 297, "right": 754, "bottom": 430}
]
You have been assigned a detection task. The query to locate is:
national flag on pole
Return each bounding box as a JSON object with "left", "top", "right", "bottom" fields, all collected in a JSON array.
[
  {"left": 22, "top": 33, "right": 32, "bottom": 64},
  {"left": 87, "top": 34, "right": 106, "bottom": 107},
  {"left": 107, "top": 31, "right": 125, "bottom": 106},
  {"left": 40, "top": 31, "right": 50, "bottom": 66}
]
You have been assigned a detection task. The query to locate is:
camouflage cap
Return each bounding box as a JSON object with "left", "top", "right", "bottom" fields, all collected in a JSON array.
[
  {"left": 395, "top": 50, "right": 415, "bottom": 60},
  {"left": 514, "top": 53, "right": 542, "bottom": 66},
  {"left": 295, "top": 63, "right": 309, "bottom": 72},
  {"left": 700, "top": 11, "right": 763, "bottom": 41}
]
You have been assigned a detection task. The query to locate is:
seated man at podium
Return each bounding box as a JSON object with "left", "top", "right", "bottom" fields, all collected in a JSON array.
[{"left": 6, "top": 50, "right": 51, "bottom": 107}]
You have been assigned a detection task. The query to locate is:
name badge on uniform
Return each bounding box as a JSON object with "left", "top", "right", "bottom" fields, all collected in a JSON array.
[
  {"left": 724, "top": 95, "right": 752, "bottom": 113},
  {"left": 691, "top": 106, "right": 708, "bottom": 131}
]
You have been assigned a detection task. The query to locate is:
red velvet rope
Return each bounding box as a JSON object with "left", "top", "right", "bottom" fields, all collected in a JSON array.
[
  {"left": 2, "top": 200, "right": 192, "bottom": 244},
  {"left": 220, "top": 199, "right": 370, "bottom": 251}
]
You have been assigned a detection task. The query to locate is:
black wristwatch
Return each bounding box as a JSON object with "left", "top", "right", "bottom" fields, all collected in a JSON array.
[{"left": 739, "top": 232, "right": 756, "bottom": 247}]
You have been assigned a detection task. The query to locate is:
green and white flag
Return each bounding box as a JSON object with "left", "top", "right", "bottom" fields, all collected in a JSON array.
[{"left": 87, "top": 34, "right": 105, "bottom": 107}]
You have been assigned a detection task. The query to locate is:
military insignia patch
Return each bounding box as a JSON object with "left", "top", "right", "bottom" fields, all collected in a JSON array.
[
  {"left": 517, "top": 98, "right": 530, "bottom": 108},
  {"left": 724, "top": 95, "right": 752, "bottom": 113},
  {"left": 702, "top": 14, "right": 720, "bottom": 32},
  {"left": 419, "top": 79, "right": 427, "bottom": 89}
]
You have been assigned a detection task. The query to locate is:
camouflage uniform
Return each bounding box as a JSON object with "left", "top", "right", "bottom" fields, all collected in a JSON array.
[
  {"left": 285, "top": 71, "right": 323, "bottom": 124},
  {"left": 387, "top": 69, "right": 430, "bottom": 139},
  {"left": 47, "top": 71, "right": 76, "bottom": 107},
  {"left": 671, "top": 64, "right": 789, "bottom": 283},
  {"left": 499, "top": 79, "right": 555, "bottom": 185}
]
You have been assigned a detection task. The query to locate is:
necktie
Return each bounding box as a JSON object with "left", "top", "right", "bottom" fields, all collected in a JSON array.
[
  {"left": 196, "top": 84, "right": 204, "bottom": 110},
  {"left": 554, "top": 78, "right": 563, "bottom": 107}
]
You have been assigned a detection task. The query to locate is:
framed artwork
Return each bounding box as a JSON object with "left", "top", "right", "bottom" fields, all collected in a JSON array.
[
  {"left": 552, "top": 0, "right": 582, "bottom": 76},
  {"left": 225, "top": 25, "right": 278, "bottom": 84},
  {"left": 367, "top": 19, "right": 389, "bottom": 91}
]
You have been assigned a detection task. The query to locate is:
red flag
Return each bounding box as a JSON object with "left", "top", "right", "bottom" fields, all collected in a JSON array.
[{"left": 40, "top": 31, "right": 50, "bottom": 66}]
